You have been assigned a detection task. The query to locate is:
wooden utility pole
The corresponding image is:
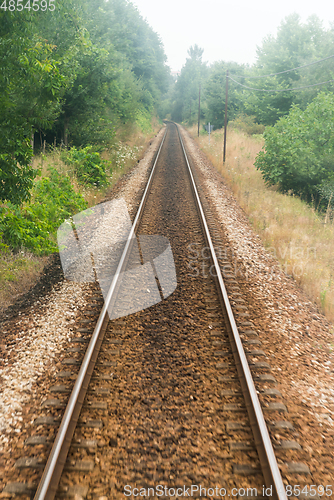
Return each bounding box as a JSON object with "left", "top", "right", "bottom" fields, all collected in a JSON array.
[
  {"left": 198, "top": 83, "right": 201, "bottom": 137},
  {"left": 64, "top": 117, "right": 69, "bottom": 148},
  {"left": 30, "top": 131, "right": 34, "bottom": 165},
  {"left": 223, "top": 70, "right": 229, "bottom": 163}
]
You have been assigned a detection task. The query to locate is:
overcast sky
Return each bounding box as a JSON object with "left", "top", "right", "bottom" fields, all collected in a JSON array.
[{"left": 131, "top": 0, "right": 334, "bottom": 71}]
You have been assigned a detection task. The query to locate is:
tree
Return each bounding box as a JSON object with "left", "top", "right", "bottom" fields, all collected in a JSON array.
[
  {"left": 255, "top": 92, "right": 334, "bottom": 202},
  {"left": 87, "top": 0, "right": 169, "bottom": 108},
  {"left": 0, "top": 10, "right": 71, "bottom": 203},
  {"left": 171, "top": 45, "right": 208, "bottom": 123},
  {"left": 241, "top": 14, "right": 334, "bottom": 125},
  {"left": 0, "top": 0, "right": 171, "bottom": 201},
  {"left": 205, "top": 61, "right": 247, "bottom": 129},
  {"left": 44, "top": 0, "right": 170, "bottom": 144}
]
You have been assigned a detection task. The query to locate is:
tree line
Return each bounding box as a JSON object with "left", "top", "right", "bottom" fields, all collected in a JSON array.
[
  {"left": 169, "top": 14, "right": 334, "bottom": 127},
  {"left": 2, "top": 8, "right": 334, "bottom": 209},
  {"left": 167, "top": 14, "right": 334, "bottom": 206},
  {"left": 0, "top": 0, "right": 170, "bottom": 204}
]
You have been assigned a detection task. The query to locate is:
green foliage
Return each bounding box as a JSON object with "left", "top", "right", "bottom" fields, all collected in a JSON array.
[
  {"left": 0, "top": 13, "right": 70, "bottom": 203},
  {"left": 241, "top": 76, "right": 295, "bottom": 126},
  {"left": 171, "top": 45, "right": 208, "bottom": 123},
  {"left": 196, "top": 14, "right": 334, "bottom": 129},
  {"left": 0, "top": 203, "right": 56, "bottom": 255},
  {"left": 0, "top": 168, "right": 87, "bottom": 254},
  {"left": 316, "top": 175, "right": 334, "bottom": 209},
  {"left": 228, "top": 114, "right": 265, "bottom": 135},
  {"left": 240, "top": 14, "right": 334, "bottom": 125},
  {"left": 0, "top": 0, "right": 170, "bottom": 256},
  {"left": 34, "top": 168, "right": 88, "bottom": 217},
  {"left": 255, "top": 92, "right": 334, "bottom": 202},
  {"left": 0, "top": 231, "right": 9, "bottom": 254},
  {"left": 135, "top": 108, "right": 153, "bottom": 133},
  {"left": 42, "top": 0, "right": 170, "bottom": 145},
  {"left": 0, "top": 0, "right": 170, "bottom": 202},
  {"left": 171, "top": 15, "right": 334, "bottom": 130},
  {"left": 0, "top": 133, "right": 36, "bottom": 204},
  {"left": 204, "top": 61, "right": 247, "bottom": 129},
  {"left": 0, "top": 25, "right": 67, "bottom": 131},
  {"left": 64, "top": 146, "right": 109, "bottom": 186}
]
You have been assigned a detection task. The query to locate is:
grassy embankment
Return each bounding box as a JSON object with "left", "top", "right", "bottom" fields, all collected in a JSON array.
[
  {"left": 188, "top": 124, "right": 334, "bottom": 323},
  {"left": 0, "top": 119, "right": 162, "bottom": 311}
]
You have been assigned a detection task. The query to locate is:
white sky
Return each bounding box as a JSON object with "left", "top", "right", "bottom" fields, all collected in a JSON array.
[{"left": 131, "top": 0, "right": 334, "bottom": 71}]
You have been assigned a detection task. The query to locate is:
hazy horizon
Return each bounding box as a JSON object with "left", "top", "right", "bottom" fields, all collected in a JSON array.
[{"left": 131, "top": 0, "right": 334, "bottom": 71}]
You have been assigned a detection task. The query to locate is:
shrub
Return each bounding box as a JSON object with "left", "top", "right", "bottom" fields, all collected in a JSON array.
[
  {"left": 0, "top": 168, "right": 87, "bottom": 254},
  {"left": 34, "top": 168, "right": 87, "bottom": 223},
  {"left": 0, "top": 130, "right": 36, "bottom": 205},
  {"left": 229, "top": 114, "right": 265, "bottom": 135},
  {"left": 64, "top": 145, "right": 109, "bottom": 186},
  {"left": 0, "top": 231, "right": 9, "bottom": 253},
  {"left": 135, "top": 107, "right": 153, "bottom": 133},
  {"left": 255, "top": 92, "right": 334, "bottom": 202},
  {"left": 0, "top": 203, "right": 55, "bottom": 254}
]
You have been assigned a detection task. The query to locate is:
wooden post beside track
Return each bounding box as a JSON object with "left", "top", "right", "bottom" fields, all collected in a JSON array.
[
  {"left": 223, "top": 70, "right": 228, "bottom": 163},
  {"left": 198, "top": 83, "right": 201, "bottom": 137}
]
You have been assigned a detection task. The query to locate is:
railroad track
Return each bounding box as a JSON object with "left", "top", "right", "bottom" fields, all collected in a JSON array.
[{"left": 4, "top": 122, "right": 312, "bottom": 500}]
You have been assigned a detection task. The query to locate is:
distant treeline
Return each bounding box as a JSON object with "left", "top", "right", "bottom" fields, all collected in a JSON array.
[
  {"left": 165, "top": 15, "right": 334, "bottom": 207},
  {"left": 168, "top": 14, "right": 334, "bottom": 128}
]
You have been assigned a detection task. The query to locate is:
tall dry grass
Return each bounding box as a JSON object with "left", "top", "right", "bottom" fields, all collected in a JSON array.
[
  {"left": 0, "top": 252, "right": 49, "bottom": 312},
  {"left": 189, "top": 124, "right": 334, "bottom": 323}
]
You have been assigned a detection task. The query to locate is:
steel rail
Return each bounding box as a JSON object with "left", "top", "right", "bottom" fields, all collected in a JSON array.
[
  {"left": 175, "top": 124, "right": 287, "bottom": 500},
  {"left": 34, "top": 126, "right": 168, "bottom": 500}
]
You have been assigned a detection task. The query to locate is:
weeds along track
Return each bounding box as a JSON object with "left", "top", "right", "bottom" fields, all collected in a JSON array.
[{"left": 4, "top": 123, "right": 311, "bottom": 500}]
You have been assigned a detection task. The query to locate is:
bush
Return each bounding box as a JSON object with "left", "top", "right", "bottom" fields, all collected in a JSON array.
[
  {"left": 229, "top": 114, "right": 265, "bottom": 135},
  {"left": 135, "top": 107, "right": 153, "bottom": 133},
  {"left": 0, "top": 134, "right": 36, "bottom": 204},
  {"left": 255, "top": 92, "right": 334, "bottom": 202},
  {"left": 0, "top": 204, "right": 55, "bottom": 254},
  {"left": 64, "top": 145, "right": 109, "bottom": 186},
  {"left": 0, "top": 168, "right": 87, "bottom": 254}
]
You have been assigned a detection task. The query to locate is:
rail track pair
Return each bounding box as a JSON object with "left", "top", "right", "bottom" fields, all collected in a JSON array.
[{"left": 5, "top": 123, "right": 309, "bottom": 500}]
